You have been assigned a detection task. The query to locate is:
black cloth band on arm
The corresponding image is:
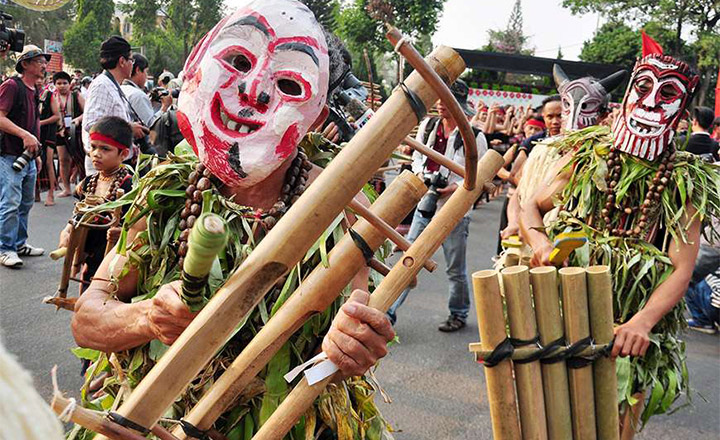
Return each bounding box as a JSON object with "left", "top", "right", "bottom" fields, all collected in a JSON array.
[
  {"left": 481, "top": 338, "right": 515, "bottom": 368},
  {"left": 180, "top": 419, "right": 210, "bottom": 440},
  {"left": 349, "top": 228, "right": 374, "bottom": 264},
  {"left": 399, "top": 82, "right": 427, "bottom": 123},
  {"left": 107, "top": 412, "right": 150, "bottom": 435}
]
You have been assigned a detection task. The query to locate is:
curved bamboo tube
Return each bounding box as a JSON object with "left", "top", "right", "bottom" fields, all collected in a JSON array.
[
  {"left": 587, "top": 265, "right": 619, "bottom": 440},
  {"left": 473, "top": 269, "right": 522, "bottom": 440},
  {"left": 559, "top": 267, "right": 596, "bottom": 440},
  {"left": 96, "top": 45, "right": 467, "bottom": 440},
  {"left": 501, "top": 266, "right": 548, "bottom": 439},
  {"left": 250, "top": 148, "right": 505, "bottom": 440},
  {"left": 172, "top": 171, "right": 426, "bottom": 438},
  {"left": 530, "top": 266, "right": 573, "bottom": 440},
  {"left": 402, "top": 136, "right": 466, "bottom": 178},
  {"left": 387, "top": 26, "right": 478, "bottom": 190}
]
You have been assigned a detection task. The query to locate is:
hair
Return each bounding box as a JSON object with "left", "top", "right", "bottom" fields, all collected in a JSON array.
[
  {"left": 100, "top": 52, "right": 129, "bottom": 70},
  {"left": 90, "top": 116, "right": 133, "bottom": 151},
  {"left": 53, "top": 71, "right": 72, "bottom": 83},
  {"left": 693, "top": 106, "right": 714, "bottom": 131},
  {"left": 323, "top": 28, "right": 351, "bottom": 103},
  {"left": 541, "top": 94, "right": 561, "bottom": 111},
  {"left": 131, "top": 53, "right": 149, "bottom": 77}
]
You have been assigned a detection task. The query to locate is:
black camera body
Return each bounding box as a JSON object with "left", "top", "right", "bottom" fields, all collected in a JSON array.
[
  {"left": 327, "top": 72, "right": 369, "bottom": 143},
  {"left": 0, "top": 12, "right": 25, "bottom": 53},
  {"left": 149, "top": 87, "right": 179, "bottom": 102},
  {"left": 417, "top": 173, "right": 449, "bottom": 218}
]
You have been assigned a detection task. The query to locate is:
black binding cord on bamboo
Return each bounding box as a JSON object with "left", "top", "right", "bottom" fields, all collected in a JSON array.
[
  {"left": 107, "top": 412, "right": 151, "bottom": 435},
  {"left": 180, "top": 419, "right": 210, "bottom": 440},
  {"left": 349, "top": 229, "right": 375, "bottom": 264},
  {"left": 399, "top": 82, "right": 427, "bottom": 123}
]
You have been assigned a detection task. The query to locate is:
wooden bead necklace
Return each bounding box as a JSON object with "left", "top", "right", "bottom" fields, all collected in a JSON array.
[
  {"left": 176, "top": 151, "right": 311, "bottom": 267},
  {"left": 601, "top": 146, "right": 674, "bottom": 238},
  {"left": 84, "top": 167, "right": 129, "bottom": 202}
]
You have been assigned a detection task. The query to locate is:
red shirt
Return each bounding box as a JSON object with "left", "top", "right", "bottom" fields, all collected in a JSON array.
[
  {"left": 425, "top": 122, "right": 448, "bottom": 173},
  {"left": 0, "top": 77, "right": 39, "bottom": 156}
]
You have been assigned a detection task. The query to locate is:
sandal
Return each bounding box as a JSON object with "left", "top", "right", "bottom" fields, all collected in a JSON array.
[{"left": 438, "top": 315, "right": 466, "bottom": 332}]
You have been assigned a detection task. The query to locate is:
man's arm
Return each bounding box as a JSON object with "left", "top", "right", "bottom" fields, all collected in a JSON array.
[
  {"left": 72, "top": 219, "right": 195, "bottom": 352},
  {"left": 39, "top": 94, "right": 60, "bottom": 126},
  {"left": 611, "top": 208, "right": 701, "bottom": 358},
  {"left": 0, "top": 110, "right": 40, "bottom": 154}
]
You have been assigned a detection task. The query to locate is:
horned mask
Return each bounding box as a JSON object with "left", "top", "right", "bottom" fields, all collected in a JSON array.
[
  {"left": 553, "top": 64, "right": 627, "bottom": 131},
  {"left": 177, "top": 0, "right": 329, "bottom": 187},
  {"left": 612, "top": 54, "right": 699, "bottom": 161}
]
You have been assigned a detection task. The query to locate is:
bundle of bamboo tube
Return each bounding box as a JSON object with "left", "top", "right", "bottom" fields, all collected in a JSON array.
[{"left": 469, "top": 265, "right": 618, "bottom": 440}]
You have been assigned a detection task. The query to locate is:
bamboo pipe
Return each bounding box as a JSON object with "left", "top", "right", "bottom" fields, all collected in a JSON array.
[
  {"left": 586, "top": 265, "right": 619, "bottom": 440},
  {"left": 473, "top": 269, "right": 522, "bottom": 439},
  {"left": 56, "top": 222, "right": 86, "bottom": 298},
  {"left": 469, "top": 342, "right": 610, "bottom": 361},
  {"left": 529, "top": 266, "right": 573, "bottom": 440},
  {"left": 387, "top": 27, "right": 477, "bottom": 190},
  {"left": 104, "top": 189, "right": 125, "bottom": 256},
  {"left": 51, "top": 394, "right": 152, "bottom": 440},
  {"left": 368, "top": 257, "right": 391, "bottom": 276},
  {"left": 250, "top": 148, "right": 505, "bottom": 440},
  {"left": 96, "top": 45, "right": 468, "bottom": 439},
  {"left": 559, "top": 267, "right": 596, "bottom": 440},
  {"left": 402, "top": 136, "right": 466, "bottom": 178},
  {"left": 50, "top": 247, "right": 67, "bottom": 260},
  {"left": 347, "top": 198, "right": 437, "bottom": 272},
  {"left": 501, "top": 266, "right": 548, "bottom": 440},
  {"left": 172, "top": 171, "right": 426, "bottom": 439}
]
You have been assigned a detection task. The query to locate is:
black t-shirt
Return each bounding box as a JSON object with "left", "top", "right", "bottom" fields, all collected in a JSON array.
[{"left": 517, "top": 130, "right": 547, "bottom": 155}]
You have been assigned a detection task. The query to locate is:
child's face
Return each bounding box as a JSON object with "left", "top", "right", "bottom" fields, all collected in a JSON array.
[
  {"left": 55, "top": 79, "right": 70, "bottom": 95},
  {"left": 89, "top": 140, "right": 127, "bottom": 172}
]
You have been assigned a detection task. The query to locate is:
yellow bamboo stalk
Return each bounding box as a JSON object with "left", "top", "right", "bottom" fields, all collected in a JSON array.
[
  {"left": 476, "top": 269, "right": 523, "bottom": 440},
  {"left": 95, "top": 43, "right": 467, "bottom": 440},
  {"left": 559, "top": 267, "right": 596, "bottom": 440},
  {"left": 171, "top": 171, "right": 426, "bottom": 438},
  {"left": 586, "top": 265, "right": 619, "bottom": 440},
  {"left": 501, "top": 266, "right": 547, "bottom": 439},
  {"left": 529, "top": 266, "right": 573, "bottom": 440}
]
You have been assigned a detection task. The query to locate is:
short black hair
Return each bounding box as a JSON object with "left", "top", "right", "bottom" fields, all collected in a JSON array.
[
  {"left": 90, "top": 116, "right": 133, "bottom": 151},
  {"left": 131, "top": 53, "right": 149, "bottom": 77},
  {"left": 693, "top": 106, "right": 714, "bottom": 131},
  {"left": 541, "top": 94, "right": 561, "bottom": 110},
  {"left": 53, "top": 71, "right": 72, "bottom": 83}
]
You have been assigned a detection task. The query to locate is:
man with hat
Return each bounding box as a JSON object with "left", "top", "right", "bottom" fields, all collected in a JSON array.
[
  {"left": 82, "top": 35, "right": 148, "bottom": 173},
  {"left": 0, "top": 45, "right": 50, "bottom": 268},
  {"left": 387, "top": 79, "right": 488, "bottom": 331}
]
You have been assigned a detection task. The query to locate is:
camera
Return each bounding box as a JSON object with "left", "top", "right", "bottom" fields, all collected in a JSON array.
[
  {"left": 327, "top": 71, "right": 370, "bottom": 143},
  {"left": 0, "top": 12, "right": 25, "bottom": 53},
  {"left": 417, "top": 173, "right": 449, "bottom": 218},
  {"left": 150, "top": 87, "right": 179, "bottom": 103},
  {"left": 12, "top": 149, "right": 34, "bottom": 172}
]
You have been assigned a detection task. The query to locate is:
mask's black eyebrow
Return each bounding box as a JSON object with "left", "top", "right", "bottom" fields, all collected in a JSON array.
[
  {"left": 276, "top": 42, "right": 319, "bottom": 66},
  {"left": 227, "top": 16, "right": 271, "bottom": 37}
]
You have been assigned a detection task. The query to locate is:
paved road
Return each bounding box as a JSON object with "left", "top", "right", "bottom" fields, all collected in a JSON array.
[{"left": 0, "top": 192, "right": 718, "bottom": 439}]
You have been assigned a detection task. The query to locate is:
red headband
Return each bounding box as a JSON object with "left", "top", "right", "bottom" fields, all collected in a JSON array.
[
  {"left": 90, "top": 132, "right": 130, "bottom": 151},
  {"left": 525, "top": 118, "right": 545, "bottom": 129}
]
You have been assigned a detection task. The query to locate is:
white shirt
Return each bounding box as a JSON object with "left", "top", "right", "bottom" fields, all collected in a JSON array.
[{"left": 121, "top": 80, "right": 162, "bottom": 128}]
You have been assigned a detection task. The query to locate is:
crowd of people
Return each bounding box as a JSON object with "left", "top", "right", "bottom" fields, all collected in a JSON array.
[{"left": 0, "top": 0, "right": 718, "bottom": 438}]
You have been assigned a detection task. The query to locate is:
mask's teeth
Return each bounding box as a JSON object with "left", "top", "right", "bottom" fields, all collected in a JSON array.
[
  {"left": 238, "top": 125, "right": 250, "bottom": 134},
  {"left": 227, "top": 120, "right": 238, "bottom": 131},
  {"left": 220, "top": 109, "right": 229, "bottom": 126}
]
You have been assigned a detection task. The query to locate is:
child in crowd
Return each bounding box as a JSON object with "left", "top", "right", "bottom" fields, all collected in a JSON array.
[{"left": 57, "top": 116, "right": 133, "bottom": 288}]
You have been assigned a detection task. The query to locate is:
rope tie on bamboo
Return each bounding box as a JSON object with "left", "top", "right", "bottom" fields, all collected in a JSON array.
[
  {"left": 543, "top": 336, "right": 593, "bottom": 367},
  {"left": 393, "top": 36, "right": 409, "bottom": 53},
  {"left": 180, "top": 419, "right": 211, "bottom": 440},
  {"left": 107, "top": 412, "right": 151, "bottom": 435},
  {"left": 349, "top": 228, "right": 374, "bottom": 264},
  {"left": 58, "top": 397, "right": 78, "bottom": 423},
  {"left": 399, "top": 82, "right": 427, "bottom": 123},
  {"left": 480, "top": 338, "right": 515, "bottom": 367},
  {"left": 566, "top": 338, "right": 615, "bottom": 369}
]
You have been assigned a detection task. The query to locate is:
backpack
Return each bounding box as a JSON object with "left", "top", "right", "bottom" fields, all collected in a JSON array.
[{"left": 0, "top": 76, "right": 40, "bottom": 153}]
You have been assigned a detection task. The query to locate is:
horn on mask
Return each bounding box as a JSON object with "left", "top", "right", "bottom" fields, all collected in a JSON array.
[
  {"left": 553, "top": 64, "right": 570, "bottom": 88},
  {"left": 598, "top": 70, "right": 628, "bottom": 94}
]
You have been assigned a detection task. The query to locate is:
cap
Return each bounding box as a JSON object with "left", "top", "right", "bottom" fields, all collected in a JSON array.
[
  {"left": 16, "top": 45, "right": 51, "bottom": 73},
  {"left": 100, "top": 36, "right": 132, "bottom": 59},
  {"left": 450, "top": 79, "right": 474, "bottom": 117}
]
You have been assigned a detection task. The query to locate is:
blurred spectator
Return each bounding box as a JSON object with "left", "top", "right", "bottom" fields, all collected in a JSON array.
[
  {"left": 53, "top": 71, "right": 85, "bottom": 191},
  {"left": 680, "top": 106, "right": 719, "bottom": 161},
  {"left": 121, "top": 53, "right": 172, "bottom": 128},
  {"left": 37, "top": 76, "right": 61, "bottom": 206}
]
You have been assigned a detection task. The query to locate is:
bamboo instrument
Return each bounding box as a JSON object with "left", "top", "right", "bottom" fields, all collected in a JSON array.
[
  {"left": 180, "top": 213, "right": 229, "bottom": 312},
  {"left": 104, "top": 189, "right": 125, "bottom": 256},
  {"left": 586, "top": 265, "right": 619, "bottom": 440},
  {"left": 172, "top": 171, "right": 426, "bottom": 439},
  {"left": 530, "top": 266, "right": 573, "bottom": 440},
  {"left": 559, "top": 267, "right": 597, "bottom": 440},
  {"left": 473, "top": 269, "right": 522, "bottom": 440},
  {"left": 251, "top": 149, "right": 505, "bottom": 440},
  {"left": 501, "top": 266, "right": 548, "bottom": 439},
  {"left": 49, "top": 247, "right": 67, "bottom": 260},
  {"left": 95, "top": 41, "right": 468, "bottom": 438}
]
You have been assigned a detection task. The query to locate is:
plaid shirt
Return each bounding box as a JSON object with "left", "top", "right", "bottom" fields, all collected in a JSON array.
[{"left": 81, "top": 73, "right": 132, "bottom": 152}]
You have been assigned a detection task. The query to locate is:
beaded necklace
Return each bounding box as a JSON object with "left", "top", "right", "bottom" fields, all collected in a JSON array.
[
  {"left": 176, "top": 150, "right": 312, "bottom": 266},
  {"left": 84, "top": 167, "right": 129, "bottom": 202}
]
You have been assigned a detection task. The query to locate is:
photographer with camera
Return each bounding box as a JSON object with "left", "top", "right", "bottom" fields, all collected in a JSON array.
[
  {"left": 0, "top": 45, "right": 51, "bottom": 268},
  {"left": 121, "top": 54, "right": 173, "bottom": 130},
  {"left": 82, "top": 36, "right": 149, "bottom": 173},
  {"left": 387, "top": 79, "right": 488, "bottom": 332}
]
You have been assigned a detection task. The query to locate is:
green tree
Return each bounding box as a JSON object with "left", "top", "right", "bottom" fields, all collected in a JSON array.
[
  {"left": 579, "top": 21, "right": 640, "bottom": 66},
  {"left": 64, "top": 0, "right": 115, "bottom": 73},
  {"left": 299, "top": 0, "right": 340, "bottom": 29},
  {"left": 487, "top": 0, "right": 532, "bottom": 54}
]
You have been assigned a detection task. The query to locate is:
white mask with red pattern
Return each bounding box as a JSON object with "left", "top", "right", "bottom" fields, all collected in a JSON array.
[
  {"left": 177, "top": 0, "right": 329, "bottom": 187},
  {"left": 612, "top": 55, "right": 698, "bottom": 161}
]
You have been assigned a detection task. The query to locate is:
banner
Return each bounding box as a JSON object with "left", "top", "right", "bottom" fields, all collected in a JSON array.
[{"left": 467, "top": 88, "right": 548, "bottom": 112}]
